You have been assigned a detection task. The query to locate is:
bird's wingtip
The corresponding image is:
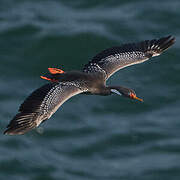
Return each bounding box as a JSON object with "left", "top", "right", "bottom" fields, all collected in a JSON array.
[
  {"left": 166, "top": 35, "right": 176, "bottom": 43},
  {"left": 4, "top": 112, "right": 39, "bottom": 135},
  {"left": 147, "top": 35, "right": 175, "bottom": 57},
  {"left": 159, "top": 35, "right": 176, "bottom": 51},
  {"left": 4, "top": 127, "right": 26, "bottom": 135},
  {"left": 170, "top": 35, "right": 176, "bottom": 43},
  {"left": 4, "top": 130, "right": 16, "bottom": 135}
]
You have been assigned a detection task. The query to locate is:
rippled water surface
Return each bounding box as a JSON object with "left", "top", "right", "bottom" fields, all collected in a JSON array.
[{"left": 0, "top": 0, "right": 180, "bottom": 179}]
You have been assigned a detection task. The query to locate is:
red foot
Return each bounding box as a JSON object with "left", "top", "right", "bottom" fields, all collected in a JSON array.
[
  {"left": 48, "top": 68, "right": 64, "bottom": 74},
  {"left": 40, "top": 76, "right": 59, "bottom": 83}
]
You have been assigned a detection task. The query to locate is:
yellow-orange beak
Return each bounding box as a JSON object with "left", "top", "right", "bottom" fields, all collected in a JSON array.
[{"left": 130, "top": 93, "right": 143, "bottom": 102}]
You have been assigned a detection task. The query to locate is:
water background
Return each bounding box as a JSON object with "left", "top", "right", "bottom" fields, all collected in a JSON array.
[{"left": 0, "top": 0, "right": 180, "bottom": 179}]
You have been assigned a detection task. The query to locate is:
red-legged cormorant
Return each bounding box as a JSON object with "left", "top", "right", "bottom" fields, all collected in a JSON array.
[{"left": 4, "top": 35, "right": 175, "bottom": 135}]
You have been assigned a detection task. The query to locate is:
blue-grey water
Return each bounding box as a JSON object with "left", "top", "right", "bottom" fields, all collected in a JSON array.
[{"left": 0, "top": 0, "right": 180, "bottom": 179}]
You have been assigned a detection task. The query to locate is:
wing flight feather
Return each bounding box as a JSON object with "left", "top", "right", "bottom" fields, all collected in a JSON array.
[
  {"left": 83, "top": 36, "right": 175, "bottom": 80},
  {"left": 4, "top": 82, "right": 83, "bottom": 135}
]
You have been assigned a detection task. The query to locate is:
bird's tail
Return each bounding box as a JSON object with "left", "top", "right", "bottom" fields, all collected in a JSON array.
[{"left": 141, "top": 35, "right": 175, "bottom": 57}]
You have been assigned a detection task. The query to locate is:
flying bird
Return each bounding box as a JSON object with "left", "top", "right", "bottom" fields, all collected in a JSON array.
[{"left": 4, "top": 35, "right": 175, "bottom": 135}]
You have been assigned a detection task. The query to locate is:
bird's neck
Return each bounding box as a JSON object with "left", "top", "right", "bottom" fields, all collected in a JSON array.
[{"left": 94, "top": 86, "right": 111, "bottom": 96}]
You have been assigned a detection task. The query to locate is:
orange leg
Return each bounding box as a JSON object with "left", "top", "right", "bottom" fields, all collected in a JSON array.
[
  {"left": 48, "top": 68, "right": 65, "bottom": 74},
  {"left": 40, "top": 76, "right": 59, "bottom": 83}
]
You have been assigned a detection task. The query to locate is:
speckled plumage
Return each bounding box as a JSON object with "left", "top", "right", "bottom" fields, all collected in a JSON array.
[
  {"left": 4, "top": 83, "right": 84, "bottom": 134},
  {"left": 83, "top": 35, "right": 175, "bottom": 80},
  {"left": 4, "top": 35, "right": 175, "bottom": 135}
]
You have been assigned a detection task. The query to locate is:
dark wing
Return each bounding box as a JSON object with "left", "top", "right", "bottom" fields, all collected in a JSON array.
[
  {"left": 4, "top": 82, "right": 83, "bottom": 135},
  {"left": 83, "top": 36, "right": 175, "bottom": 80}
]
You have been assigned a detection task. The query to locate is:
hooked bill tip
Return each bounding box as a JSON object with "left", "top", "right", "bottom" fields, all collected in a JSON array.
[{"left": 134, "top": 96, "right": 143, "bottom": 102}]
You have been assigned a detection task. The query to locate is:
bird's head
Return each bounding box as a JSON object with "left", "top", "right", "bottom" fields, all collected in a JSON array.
[{"left": 110, "top": 86, "right": 143, "bottom": 102}]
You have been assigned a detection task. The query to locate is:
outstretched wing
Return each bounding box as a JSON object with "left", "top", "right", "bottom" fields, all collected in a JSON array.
[
  {"left": 4, "top": 82, "right": 83, "bottom": 135},
  {"left": 83, "top": 36, "right": 175, "bottom": 80}
]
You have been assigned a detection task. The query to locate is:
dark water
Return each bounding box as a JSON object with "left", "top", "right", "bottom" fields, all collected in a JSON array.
[{"left": 0, "top": 0, "right": 180, "bottom": 179}]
